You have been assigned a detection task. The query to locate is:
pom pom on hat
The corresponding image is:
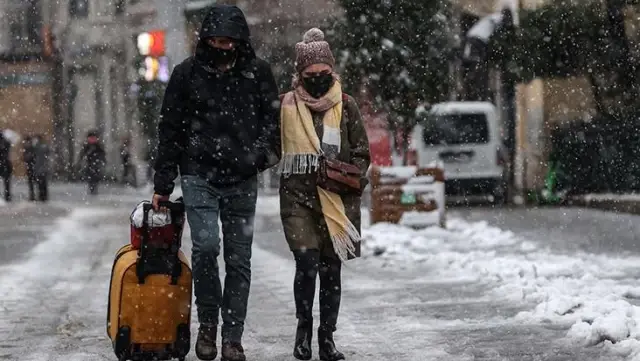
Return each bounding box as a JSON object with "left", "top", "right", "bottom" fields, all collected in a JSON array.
[{"left": 303, "top": 28, "right": 325, "bottom": 43}]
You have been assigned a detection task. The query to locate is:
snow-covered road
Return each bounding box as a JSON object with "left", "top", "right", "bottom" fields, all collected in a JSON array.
[{"left": 1, "top": 187, "right": 640, "bottom": 360}]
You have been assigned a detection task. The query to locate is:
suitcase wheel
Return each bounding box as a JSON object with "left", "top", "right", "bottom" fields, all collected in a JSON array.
[
  {"left": 174, "top": 323, "right": 191, "bottom": 358},
  {"left": 115, "top": 326, "right": 131, "bottom": 360}
]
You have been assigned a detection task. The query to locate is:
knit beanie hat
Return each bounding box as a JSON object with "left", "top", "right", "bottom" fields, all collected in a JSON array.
[{"left": 295, "top": 28, "right": 335, "bottom": 73}]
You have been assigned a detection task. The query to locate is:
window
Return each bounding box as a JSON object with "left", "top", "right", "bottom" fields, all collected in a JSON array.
[
  {"left": 69, "top": 0, "right": 89, "bottom": 18},
  {"left": 9, "top": 22, "right": 22, "bottom": 46},
  {"left": 26, "top": 0, "right": 42, "bottom": 45},
  {"left": 422, "top": 113, "right": 489, "bottom": 145},
  {"left": 7, "top": 0, "right": 42, "bottom": 51}
]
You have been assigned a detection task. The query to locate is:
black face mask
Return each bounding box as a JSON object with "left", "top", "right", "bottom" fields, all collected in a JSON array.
[
  {"left": 301, "top": 73, "right": 334, "bottom": 98},
  {"left": 200, "top": 45, "right": 237, "bottom": 66}
]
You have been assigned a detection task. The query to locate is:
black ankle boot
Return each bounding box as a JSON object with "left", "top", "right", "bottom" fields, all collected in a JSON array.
[
  {"left": 195, "top": 324, "right": 217, "bottom": 360},
  {"left": 318, "top": 327, "right": 345, "bottom": 361},
  {"left": 293, "top": 320, "right": 313, "bottom": 360}
]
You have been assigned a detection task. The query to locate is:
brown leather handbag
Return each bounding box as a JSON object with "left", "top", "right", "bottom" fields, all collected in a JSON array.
[{"left": 317, "top": 156, "right": 363, "bottom": 195}]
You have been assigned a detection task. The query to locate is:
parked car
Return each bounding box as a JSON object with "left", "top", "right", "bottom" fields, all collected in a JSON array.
[{"left": 406, "top": 101, "right": 508, "bottom": 204}]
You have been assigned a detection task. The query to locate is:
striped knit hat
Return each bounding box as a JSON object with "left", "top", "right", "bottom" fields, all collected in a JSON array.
[{"left": 295, "top": 28, "right": 335, "bottom": 73}]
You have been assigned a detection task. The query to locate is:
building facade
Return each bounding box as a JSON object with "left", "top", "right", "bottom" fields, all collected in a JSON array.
[
  {"left": 45, "top": 0, "right": 190, "bottom": 180},
  {"left": 0, "top": 0, "right": 64, "bottom": 177},
  {"left": 52, "top": 0, "right": 130, "bottom": 179}
]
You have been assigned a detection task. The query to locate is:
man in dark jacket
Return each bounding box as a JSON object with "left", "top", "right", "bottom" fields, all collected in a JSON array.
[
  {"left": 151, "top": 5, "right": 281, "bottom": 361},
  {"left": 0, "top": 131, "right": 12, "bottom": 202},
  {"left": 78, "top": 130, "right": 106, "bottom": 195}
]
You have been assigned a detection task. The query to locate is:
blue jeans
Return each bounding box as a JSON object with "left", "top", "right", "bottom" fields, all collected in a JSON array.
[{"left": 181, "top": 174, "right": 258, "bottom": 343}]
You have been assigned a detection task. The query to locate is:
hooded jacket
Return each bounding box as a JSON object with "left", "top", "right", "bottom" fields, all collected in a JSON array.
[{"left": 153, "top": 4, "right": 281, "bottom": 195}]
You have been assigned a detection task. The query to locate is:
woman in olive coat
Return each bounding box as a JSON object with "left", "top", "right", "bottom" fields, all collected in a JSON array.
[{"left": 279, "top": 28, "right": 371, "bottom": 361}]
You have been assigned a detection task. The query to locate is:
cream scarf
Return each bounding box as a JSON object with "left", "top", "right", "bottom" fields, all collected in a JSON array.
[{"left": 279, "top": 81, "right": 360, "bottom": 261}]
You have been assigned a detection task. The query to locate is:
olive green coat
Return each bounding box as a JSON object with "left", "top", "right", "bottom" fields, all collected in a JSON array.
[{"left": 279, "top": 94, "right": 371, "bottom": 259}]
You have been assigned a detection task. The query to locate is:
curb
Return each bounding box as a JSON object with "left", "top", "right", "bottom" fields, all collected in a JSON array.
[{"left": 569, "top": 196, "right": 640, "bottom": 215}]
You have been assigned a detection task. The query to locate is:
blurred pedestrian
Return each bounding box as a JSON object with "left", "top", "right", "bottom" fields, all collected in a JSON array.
[
  {"left": 23, "top": 135, "right": 36, "bottom": 201},
  {"left": 77, "top": 130, "right": 106, "bottom": 196},
  {"left": 120, "top": 136, "right": 136, "bottom": 187},
  {"left": 0, "top": 130, "right": 12, "bottom": 202},
  {"left": 23, "top": 135, "right": 50, "bottom": 201},
  {"left": 151, "top": 5, "right": 280, "bottom": 361},
  {"left": 278, "top": 28, "right": 371, "bottom": 361},
  {"left": 32, "top": 135, "right": 50, "bottom": 202}
]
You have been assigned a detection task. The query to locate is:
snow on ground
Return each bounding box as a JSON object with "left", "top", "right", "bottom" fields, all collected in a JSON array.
[
  {"left": 7, "top": 191, "right": 640, "bottom": 359},
  {"left": 0, "top": 208, "right": 116, "bottom": 306},
  {"left": 255, "top": 193, "right": 280, "bottom": 217},
  {"left": 1, "top": 194, "right": 478, "bottom": 361},
  {"left": 361, "top": 209, "right": 640, "bottom": 360},
  {"left": 136, "top": 190, "right": 640, "bottom": 359}
]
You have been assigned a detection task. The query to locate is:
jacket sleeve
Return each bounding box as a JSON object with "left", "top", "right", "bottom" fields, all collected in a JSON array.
[
  {"left": 23, "top": 146, "right": 32, "bottom": 163},
  {"left": 345, "top": 96, "right": 371, "bottom": 180},
  {"left": 153, "top": 62, "right": 189, "bottom": 196},
  {"left": 77, "top": 144, "right": 86, "bottom": 161},
  {"left": 255, "top": 60, "right": 281, "bottom": 172}
]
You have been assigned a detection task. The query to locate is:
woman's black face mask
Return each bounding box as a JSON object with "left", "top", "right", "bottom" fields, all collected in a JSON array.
[{"left": 301, "top": 72, "right": 334, "bottom": 98}]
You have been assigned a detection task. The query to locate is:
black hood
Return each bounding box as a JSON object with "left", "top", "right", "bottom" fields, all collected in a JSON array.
[{"left": 195, "top": 5, "right": 256, "bottom": 66}]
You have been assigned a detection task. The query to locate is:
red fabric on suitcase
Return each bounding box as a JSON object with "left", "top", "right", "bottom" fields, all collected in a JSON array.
[{"left": 130, "top": 224, "right": 182, "bottom": 250}]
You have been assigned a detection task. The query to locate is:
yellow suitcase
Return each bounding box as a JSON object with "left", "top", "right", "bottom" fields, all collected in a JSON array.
[{"left": 107, "top": 201, "right": 192, "bottom": 361}]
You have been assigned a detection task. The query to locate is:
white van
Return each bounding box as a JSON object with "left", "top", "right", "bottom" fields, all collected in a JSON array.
[{"left": 406, "top": 101, "right": 508, "bottom": 203}]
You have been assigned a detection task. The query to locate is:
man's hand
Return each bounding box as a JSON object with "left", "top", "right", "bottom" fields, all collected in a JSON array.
[{"left": 152, "top": 193, "right": 170, "bottom": 211}]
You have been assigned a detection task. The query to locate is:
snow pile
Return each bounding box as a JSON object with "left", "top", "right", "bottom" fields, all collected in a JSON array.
[
  {"left": 514, "top": 274, "right": 640, "bottom": 359},
  {"left": 362, "top": 217, "right": 640, "bottom": 358},
  {"left": 361, "top": 218, "right": 522, "bottom": 265}
]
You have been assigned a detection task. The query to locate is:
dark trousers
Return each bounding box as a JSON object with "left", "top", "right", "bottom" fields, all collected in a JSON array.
[
  {"left": 180, "top": 174, "right": 258, "bottom": 343},
  {"left": 27, "top": 171, "right": 36, "bottom": 200},
  {"left": 27, "top": 172, "right": 48, "bottom": 201},
  {"left": 88, "top": 179, "right": 99, "bottom": 195},
  {"left": 293, "top": 249, "right": 342, "bottom": 331},
  {"left": 122, "top": 162, "right": 137, "bottom": 187},
  {"left": 86, "top": 172, "right": 101, "bottom": 195},
  {"left": 37, "top": 176, "right": 48, "bottom": 201},
  {"left": 1, "top": 175, "right": 10, "bottom": 202}
]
